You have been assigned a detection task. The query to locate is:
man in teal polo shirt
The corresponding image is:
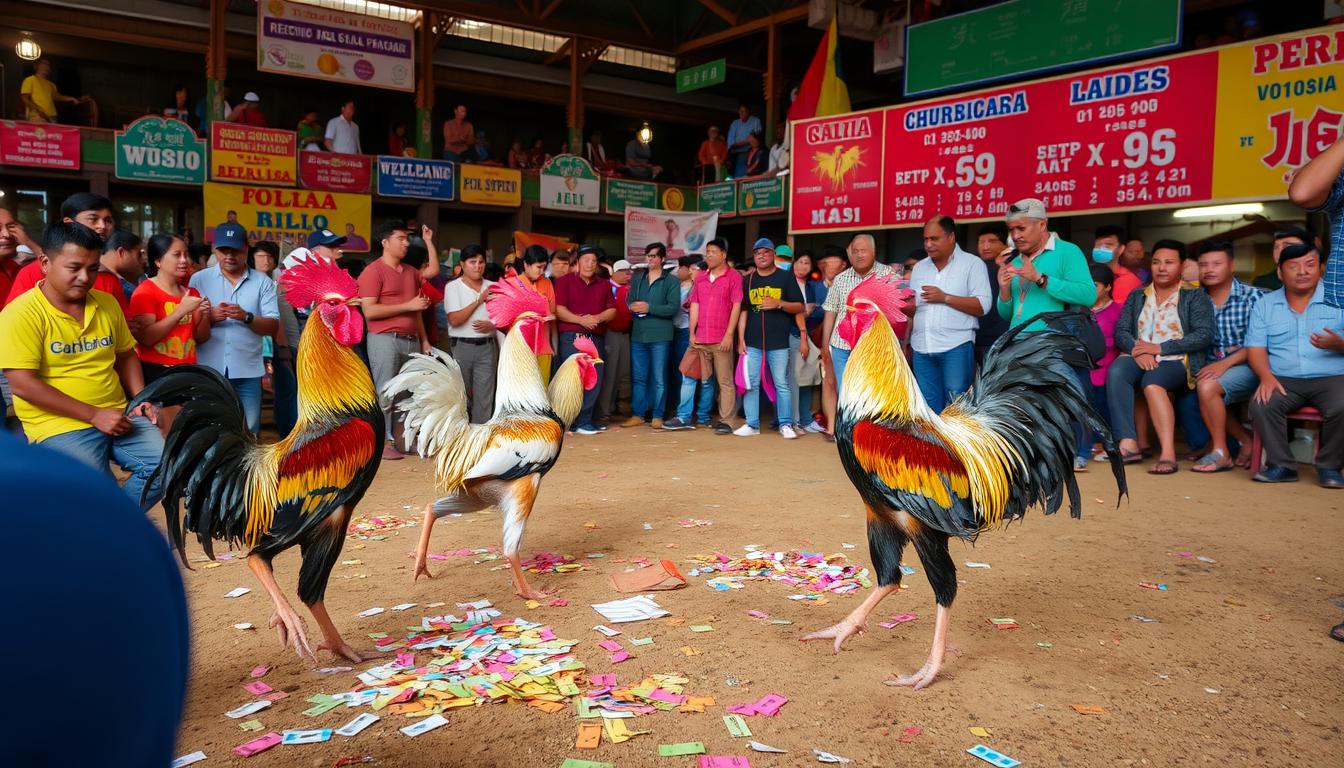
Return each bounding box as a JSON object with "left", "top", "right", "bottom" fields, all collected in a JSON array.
[{"left": 995, "top": 198, "right": 1096, "bottom": 329}]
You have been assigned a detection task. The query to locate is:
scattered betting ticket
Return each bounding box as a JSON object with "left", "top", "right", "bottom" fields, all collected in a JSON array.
[
  {"left": 171, "top": 752, "right": 206, "bottom": 768},
  {"left": 400, "top": 714, "right": 449, "bottom": 737},
  {"left": 591, "top": 595, "right": 669, "bottom": 623},
  {"left": 967, "top": 744, "right": 1021, "bottom": 768},
  {"left": 336, "top": 713, "right": 379, "bottom": 737}
]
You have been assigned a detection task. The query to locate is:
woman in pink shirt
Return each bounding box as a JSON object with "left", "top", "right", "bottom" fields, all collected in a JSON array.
[{"left": 1084, "top": 263, "right": 1123, "bottom": 464}]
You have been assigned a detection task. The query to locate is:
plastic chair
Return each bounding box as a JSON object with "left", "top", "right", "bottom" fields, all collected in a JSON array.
[{"left": 1249, "top": 406, "right": 1322, "bottom": 474}]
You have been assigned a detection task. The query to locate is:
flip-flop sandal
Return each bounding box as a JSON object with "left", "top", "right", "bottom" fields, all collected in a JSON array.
[
  {"left": 1332, "top": 622, "right": 1344, "bottom": 642},
  {"left": 1121, "top": 451, "right": 1144, "bottom": 464},
  {"left": 1191, "top": 452, "right": 1234, "bottom": 473},
  {"left": 1148, "top": 460, "right": 1179, "bottom": 475}
]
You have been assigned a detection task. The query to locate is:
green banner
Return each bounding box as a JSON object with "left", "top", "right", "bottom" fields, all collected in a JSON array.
[
  {"left": 676, "top": 58, "right": 726, "bottom": 94},
  {"left": 698, "top": 181, "right": 737, "bottom": 217},
  {"left": 738, "top": 177, "right": 783, "bottom": 215},
  {"left": 605, "top": 178, "right": 658, "bottom": 214},
  {"left": 904, "top": 0, "right": 1181, "bottom": 96},
  {"left": 115, "top": 116, "right": 206, "bottom": 184}
]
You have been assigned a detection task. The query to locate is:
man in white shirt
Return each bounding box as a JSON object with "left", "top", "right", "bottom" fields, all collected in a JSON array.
[
  {"left": 324, "top": 99, "right": 362, "bottom": 155},
  {"left": 909, "top": 216, "right": 992, "bottom": 412},
  {"left": 442, "top": 244, "right": 497, "bottom": 423}
]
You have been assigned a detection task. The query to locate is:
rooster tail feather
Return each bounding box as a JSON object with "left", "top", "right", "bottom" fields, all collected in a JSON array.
[{"left": 382, "top": 349, "right": 472, "bottom": 458}]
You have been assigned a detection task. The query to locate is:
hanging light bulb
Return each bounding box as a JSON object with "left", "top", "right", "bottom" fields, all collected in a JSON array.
[
  {"left": 15, "top": 32, "right": 41, "bottom": 62},
  {"left": 637, "top": 121, "right": 653, "bottom": 144}
]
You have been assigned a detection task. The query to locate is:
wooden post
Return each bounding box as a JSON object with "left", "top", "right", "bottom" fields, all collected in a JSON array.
[
  {"left": 204, "top": 0, "right": 228, "bottom": 130},
  {"left": 415, "top": 15, "right": 439, "bottom": 158},
  {"left": 567, "top": 37, "right": 583, "bottom": 154},
  {"left": 764, "top": 20, "right": 779, "bottom": 146}
]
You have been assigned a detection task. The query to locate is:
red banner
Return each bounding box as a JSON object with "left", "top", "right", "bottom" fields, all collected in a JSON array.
[
  {"left": 299, "top": 151, "right": 372, "bottom": 193},
  {"left": 789, "top": 111, "right": 886, "bottom": 232},
  {"left": 0, "top": 120, "right": 80, "bottom": 170},
  {"left": 881, "top": 52, "right": 1219, "bottom": 227}
]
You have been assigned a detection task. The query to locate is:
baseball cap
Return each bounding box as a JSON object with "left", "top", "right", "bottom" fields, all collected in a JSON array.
[
  {"left": 243, "top": 92, "right": 260, "bottom": 103},
  {"left": 775, "top": 244, "right": 794, "bottom": 260},
  {"left": 213, "top": 222, "right": 247, "bottom": 250},
  {"left": 612, "top": 259, "right": 633, "bottom": 272},
  {"left": 282, "top": 246, "right": 316, "bottom": 270},
  {"left": 752, "top": 237, "right": 775, "bottom": 251},
  {"left": 1006, "top": 198, "right": 1047, "bottom": 221},
  {"left": 307, "top": 228, "right": 348, "bottom": 248}
]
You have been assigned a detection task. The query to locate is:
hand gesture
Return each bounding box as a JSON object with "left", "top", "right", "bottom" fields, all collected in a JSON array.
[
  {"left": 209, "top": 302, "right": 230, "bottom": 323},
  {"left": 178, "top": 294, "right": 204, "bottom": 315},
  {"left": 1310, "top": 327, "right": 1344, "bottom": 352},
  {"left": 799, "top": 336, "right": 811, "bottom": 360},
  {"left": 630, "top": 301, "right": 650, "bottom": 314},
  {"left": 420, "top": 224, "right": 435, "bottom": 244},
  {"left": 128, "top": 401, "right": 159, "bottom": 425},
  {"left": 1015, "top": 256, "right": 1041, "bottom": 284},
  {"left": 472, "top": 319, "right": 496, "bottom": 334},
  {"left": 1134, "top": 353, "right": 1158, "bottom": 371},
  {"left": 222, "top": 303, "right": 248, "bottom": 321},
  {"left": 407, "top": 294, "right": 431, "bottom": 312},
  {"left": 579, "top": 314, "right": 599, "bottom": 330},
  {"left": 1131, "top": 340, "right": 1161, "bottom": 357},
  {"left": 920, "top": 285, "right": 947, "bottom": 304},
  {"left": 1254, "top": 374, "right": 1286, "bottom": 404},
  {"left": 717, "top": 336, "right": 734, "bottom": 353},
  {"left": 91, "top": 408, "right": 132, "bottom": 436},
  {"left": 1196, "top": 357, "right": 1230, "bottom": 382},
  {"left": 760, "top": 295, "right": 781, "bottom": 310}
]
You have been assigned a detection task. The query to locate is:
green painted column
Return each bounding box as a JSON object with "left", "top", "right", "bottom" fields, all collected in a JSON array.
[{"left": 416, "top": 106, "right": 433, "bottom": 158}]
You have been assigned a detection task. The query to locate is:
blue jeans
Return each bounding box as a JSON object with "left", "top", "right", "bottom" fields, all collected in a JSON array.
[
  {"left": 677, "top": 371, "right": 715, "bottom": 423},
  {"left": 230, "top": 376, "right": 262, "bottom": 435},
  {"left": 1175, "top": 389, "right": 1211, "bottom": 453},
  {"left": 558, "top": 332, "right": 603, "bottom": 428},
  {"left": 830, "top": 345, "right": 851, "bottom": 395},
  {"left": 743, "top": 346, "right": 793, "bottom": 429},
  {"left": 272, "top": 361, "right": 298, "bottom": 439},
  {"left": 42, "top": 415, "right": 164, "bottom": 510},
  {"left": 912, "top": 341, "right": 975, "bottom": 413},
  {"left": 667, "top": 327, "right": 689, "bottom": 419},
  {"left": 630, "top": 339, "right": 670, "bottom": 420}
]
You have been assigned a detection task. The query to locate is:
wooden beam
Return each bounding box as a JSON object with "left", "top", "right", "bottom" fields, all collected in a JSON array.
[
  {"left": 695, "top": 0, "right": 738, "bottom": 25},
  {"left": 207, "top": 0, "right": 227, "bottom": 80},
  {"left": 544, "top": 38, "right": 573, "bottom": 66},
  {"left": 673, "top": 5, "right": 808, "bottom": 55},
  {"left": 538, "top": 0, "right": 566, "bottom": 20},
  {"left": 764, "top": 20, "right": 778, "bottom": 143},
  {"left": 624, "top": 0, "right": 654, "bottom": 39}
]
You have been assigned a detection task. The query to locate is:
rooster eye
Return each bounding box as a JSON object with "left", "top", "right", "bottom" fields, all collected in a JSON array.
[{"left": 326, "top": 298, "right": 339, "bottom": 305}]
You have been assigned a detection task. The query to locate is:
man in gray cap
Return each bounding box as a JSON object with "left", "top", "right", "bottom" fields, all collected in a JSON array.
[{"left": 995, "top": 198, "right": 1094, "bottom": 331}]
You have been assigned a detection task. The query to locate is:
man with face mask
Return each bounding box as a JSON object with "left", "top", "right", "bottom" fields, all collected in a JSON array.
[{"left": 1092, "top": 225, "right": 1141, "bottom": 303}]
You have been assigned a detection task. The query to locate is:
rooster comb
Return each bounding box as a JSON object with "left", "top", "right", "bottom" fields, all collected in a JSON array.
[
  {"left": 847, "top": 273, "right": 914, "bottom": 328},
  {"left": 574, "top": 335, "right": 599, "bottom": 358},
  {"left": 279, "top": 257, "right": 358, "bottom": 308},
  {"left": 486, "top": 267, "right": 549, "bottom": 327}
]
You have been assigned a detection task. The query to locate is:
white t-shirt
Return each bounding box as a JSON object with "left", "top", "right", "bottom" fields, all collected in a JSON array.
[
  {"left": 443, "top": 278, "right": 496, "bottom": 338},
  {"left": 324, "top": 116, "right": 361, "bottom": 154}
]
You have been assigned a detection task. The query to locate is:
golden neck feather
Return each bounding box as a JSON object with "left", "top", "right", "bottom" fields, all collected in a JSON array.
[
  {"left": 496, "top": 324, "right": 550, "bottom": 413},
  {"left": 841, "top": 319, "right": 936, "bottom": 424},
  {"left": 294, "top": 314, "right": 378, "bottom": 424},
  {"left": 547, "top": 357, "right": 586, "bottom": 428}
]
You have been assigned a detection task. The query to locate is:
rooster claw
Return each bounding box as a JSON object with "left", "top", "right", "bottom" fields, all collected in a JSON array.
[
  {"left": 269, "top": 609, "right": 318, "bottom": 666},
  {"left": 801, "top": 620, "right": 866, "bottom": 654},
  {"left": 412, "top": 562, "right": 434, "bottom": 582},
  {"left": 319, "top": 640, "right": 378, "bottom": 664}
]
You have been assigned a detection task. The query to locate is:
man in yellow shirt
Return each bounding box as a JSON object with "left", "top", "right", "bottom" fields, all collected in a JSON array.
[
  {"left": 0, "top": 222, "right": 163, "bottom": 509},
  {"left": 20, "top": 59, "right": 90, "bottom": 123}
]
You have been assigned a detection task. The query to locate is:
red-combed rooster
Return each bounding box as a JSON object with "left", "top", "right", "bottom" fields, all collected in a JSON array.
[
  {"left": 383, "top": 274, "right": 600, "bottom": 599},
  {"left": 802, "top": 274, "right": 1126, "bottom": 688},
  {"left": 127, "top": 258, "right": 382, "bottom": 665}
]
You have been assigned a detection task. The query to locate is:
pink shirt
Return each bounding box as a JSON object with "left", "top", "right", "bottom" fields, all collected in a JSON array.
[
  {"left": 688, "top": 267, "right": 744, "bottom": 344},
  {"left": 1090, "top": 300, "right": 1122, "bottom": 387}
]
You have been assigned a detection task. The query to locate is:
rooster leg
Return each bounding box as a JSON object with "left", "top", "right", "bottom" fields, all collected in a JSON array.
[
  {"left": 500, "top": 476, "right": 548, "bottom": 600},
  {"left": 886, "top": 530, "right": 956, "bottom": 690},
  {"left": 412, "top": 494, "right": 489, "bottom": 581},
  {"left": 886, "top": 603, "right": 950, "bottom": 690},
  {"left": 801, "top": 583, "right": 898, "bottom": 653},
  {"left": 248, "top": 553, "right": 317, "bottom": 665},
  {"left": 310, "top": 601, "right": 375, "bottom": 663}
]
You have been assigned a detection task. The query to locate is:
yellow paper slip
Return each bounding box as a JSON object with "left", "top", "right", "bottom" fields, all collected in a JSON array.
[{"left": 603, "top": 718, "right": 650, "bottom": 743}]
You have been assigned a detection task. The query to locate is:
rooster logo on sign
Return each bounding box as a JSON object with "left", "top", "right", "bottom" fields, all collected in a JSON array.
[{"left": 813, "top": 145, "right": 864, "bottom": 192}]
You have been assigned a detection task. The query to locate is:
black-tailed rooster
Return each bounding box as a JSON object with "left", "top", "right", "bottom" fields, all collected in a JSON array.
[
  {"left": 383, "top": 274, "right": 600, "bottom": 599},
  {"left": 802, "top": 274, "right": 1127, "bottom": 688},
  {"left": 127, "top": 258, "right": 382, "bottom": 664}
]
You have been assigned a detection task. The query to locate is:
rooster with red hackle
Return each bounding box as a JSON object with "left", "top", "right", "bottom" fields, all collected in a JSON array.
[
  {"left": 127, "top": 258, "right": 383, "bottom": 665},
  {"left": 384, "top": 272, "right": 601, "bottom": 599},
  {"left": 802, "top": 273, "right": 1127, "bottom": 688}
]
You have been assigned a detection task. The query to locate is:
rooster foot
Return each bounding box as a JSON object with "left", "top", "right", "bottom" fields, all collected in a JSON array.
[
  {"left": 801, "top": 618, "right": 866, "bottom": 654},
  {"left": 319, "top": 638, "right": 377, "bottom": 664},
  {"left": 515, "top": 585, "right": 553, "bottom": 601},
  {"left": 882, "top": 661, "right": 941, "bottom": 690},
  {"left": 269, "top": 608, "right": 318, "bottom": 666},
  {"left": 412, "top": 560, "right": 435, "bottom": 582}
]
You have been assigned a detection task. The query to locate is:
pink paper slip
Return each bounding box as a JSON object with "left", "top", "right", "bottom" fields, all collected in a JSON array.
[
  {"left": 597, "top": 640, "right": 624, "bottom": 652},
  {"left": 648, "top": 689, "right": 687, "bottom": 705},
  {"left": 243, "top": 681, "right": 273, "bottom": 696},
  {"left": 727, "top": 704, "right": 757, "bottom": 716},
  {"left": 698, "top": 757, "right": 751, "bottom": 768},
  {"left": 590, "top": 673, "right": 617, "bottom": 686},
  {"left": 752, "top": 694, "right": 788, "bottom": 716},
  {"left": 395, "top": 652, "right": 415, "bottom": 667},
  {"left": 249, "top": 665, "right": 269, "bottom": 678},
  {"left": 610, "top": 651, "right": 631, "bottom": 664},
  {"left": 233, "top": 732, "right": 281, "bottom": 757}
]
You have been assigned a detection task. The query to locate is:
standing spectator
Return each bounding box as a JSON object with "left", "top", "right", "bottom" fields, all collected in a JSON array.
[
  {"left": 666, "top": 254, "right": 697, "bottom": 420},
  {"left": 665, "top": 238, "right": 742, "bottom": 432},
  {"left": 528, "top": 138, "right": 549, "bottom": 168},
  {"left": 1245, "top": 243, "right": 1344, "bottom": 486},
  {"left": 994, "top": 199, "right": 1095, "bottom": 331},
  {"left": 812, "top": 246, "right": 846, "bottom": 435},
  {"left": 472, "top": 130, "right": 491, "bottom": 163},
  {"left": 1106, "top": 240, "right": 1216, "bottom": 475},
  {"left": 297, "top": 110, "right": 324, "bottom": 151},
  {"left": 519, "top": 245, "right": 558, "bottom": 384},
  {"left": 324, "top": 99, "right": 361, "bottom": 154},
  {"left": 1287, "top": 115, "right": 1343, "bottom": 308},
  {"left": 165, "top": 84, "right": 195, "bottom": 126},
  {"left": 910, "top": 216, "right": 992, "bottom": 412},
  {"left": 973, "top": 222, "right": 1010, "bottom": 363},
  {"left": 249, "top": 241, "right": 297, "bottom": 438},
  {"left": 697, "top": 126, "right": 727, "bottom": 184},
  {"left": 20, "top": 59, "right": 93, "bottom": 124},
  {"left": 726, "top": 104, "right": 762, "bottom": 178},
  {"left": 1253, "top": 228, "right": 1314, "bottom": 292},
  {"left": 388, "top": 121, "right": 409, "bottom": 156},
  {"left": 1123, "top": 238, "right": 1151, "bottom": 286},
  {"left": 195, "top": 81, "right": 231, "bottom": 133},
  {"left": 735, "top": 239, "right": 804, "bottom": 438},
  {"left": 743, "top": 132, "right": 767, "bottom": 177},
  {"left": 768, "top": 121, "right": 790, "bottom": 175},
  {"left": 599, "top": 260, "right": 635, "bottom": 424},
  {"left": 441, "top": 105, "right": 475, "bottom": 162},
  {"left": 624, "top": 132, "right": 662, "bottom": 180},
  {"left": 549, "top": 249, "right": 572, "bottom": 280},
  {"left": 442, "top": 245, "right": 497, "bottom": 424},
  {"left": 0, "top": 223, "right": 161, "bottom": 507},
  {"left": 1189, "top": 240, "right": 1263, "bottom": 473},
  {"left": 555, "top": 245, "right": 617, "bottom": 435},
  {"left": 626, "top": 243, "right": 681, "bottom": 428},
  {"left": 786, "top": 248, "right": 822, "bottom": 429},
  {"left": 1083, "top": 264, "right": 1123, "bottom": 464},
  {"left": 7, "top": 193, "right": 122, "bottom": 311},
  {"left": 821, "top": 234, "right": 894, "bottom": 435},
  {"left": 1092, "top": 225, "right": 1142, "bottom": 303},
  {"left": 190, "top": 221, "right": 280, "bottom": 436},
  {"left": 227, "top": 92, "right": 267, "bottom": 127},
  {"left": 130, "top": 234, "right": 209, "bottom": 384},
  {"left": 101, "top": 229, "right": 145, "bottom": 305}
]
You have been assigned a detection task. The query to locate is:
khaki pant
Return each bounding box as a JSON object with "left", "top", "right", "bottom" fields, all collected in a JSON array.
[{"left": 692, "top": 342, "right": 738, "bottom": 423}]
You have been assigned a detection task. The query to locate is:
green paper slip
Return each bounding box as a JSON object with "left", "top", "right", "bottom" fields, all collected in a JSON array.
[
  {"left": 630, "top": 637, "right": 655, "bottom": 646},
  {"left": 689, "top": 625, "right": 714, "bottom": 633},
  {"left": 659, "top": 742, "right": 707, "bottom": 756},
  {"left": 724, "top": 714, "right": 752, "bottom": 737},
  {"left": 560, "top": 760, "right": 615, "bottom": 768}
]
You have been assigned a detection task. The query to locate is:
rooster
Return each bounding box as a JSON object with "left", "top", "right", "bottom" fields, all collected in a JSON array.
[
  {"left": 383, "top": 274, "right": 600, "bottom": 599},
  {"left": 126, "top": 258, "right": 382, "bottom": 665},
  {"left": 802, "top": 274, "right": 1126, "bottom": 688}
]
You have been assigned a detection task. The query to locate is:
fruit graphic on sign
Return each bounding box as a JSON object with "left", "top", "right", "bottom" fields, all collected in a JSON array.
[
  {"left": 812, "top": 145, "right": 865, "bottom": 192},
  {"left": 317, "top": 53, "right": 342, "bottom": 75},
  {"left": 267, "top": 0, "right": 284, "bottom": 16}
]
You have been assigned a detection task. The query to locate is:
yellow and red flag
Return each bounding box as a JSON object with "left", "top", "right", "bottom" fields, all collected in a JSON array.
[{"left": 788, "top": 14, "right": 852, "bottom": 121}]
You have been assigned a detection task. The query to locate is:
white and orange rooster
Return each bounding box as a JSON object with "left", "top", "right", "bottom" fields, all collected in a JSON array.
[{"left": 383, "top": 273, "right": 600, "bottom": 599}]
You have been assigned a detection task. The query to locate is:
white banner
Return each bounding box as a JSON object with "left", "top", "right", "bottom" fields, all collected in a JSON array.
[
  {"left": 258, "top": 0, "right": 414, "bottom": 93},
  {"left": 623, "top": 207, "right": 719, "bottom": 262}
]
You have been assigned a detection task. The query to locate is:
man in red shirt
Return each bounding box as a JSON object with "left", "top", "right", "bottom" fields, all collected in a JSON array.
[
  {"left": 227, "top": 92, "right": 268, "bottom": 127},
  {"left": 1092, "top": 225, "right": 1141, "bottom": 303},
  {"left": 664, "top": 237, "right": 743, "bottom": 433},
  {"left": 0, "top": 207, "right": 31, "bottom": 311},
  {"left": 555, "top": 245, "right": 616, "bottom": 434},
  {"left": 599, "top": 259, "right": 635, "bottom": 425},
  {"left": 6, "top": 193, "right": 127, "bottom": 315},
  {"left": 357, "top": 220, "right": 430, "bottom": 459}
]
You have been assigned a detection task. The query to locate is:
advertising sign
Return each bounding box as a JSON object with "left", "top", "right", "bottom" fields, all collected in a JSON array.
[
  {"left": 738, "top": 177, "right": 784, "bottom": 214},
  {"left": 789, "top": 111, "right": 886, "bottom": 233},
  {"left": 459, "top": 164, "right": 521, "bottom": 207},
  {"left": 624, "top": 207, "right": 718, "bottom": 261},
  {"left": 257, "top": 0, "right": 414, "bottom": 92},
  {"left": 698, "top": 181, "right": 737, "bottom": 217},
  {"left": 116, "top": 117, "right": 205, "bottom": 184},
  {"left": 0, "top": 120, "right": 80, "bottom": 170},
  {"left": 203, "top": 182, "right": 372, "bottom": 253},
  {"left": 210, "top": 123, "right": 297, "bottom": 185},
  {"left": 298, "top": 151, "right": 372, "bottom": 193},
  {"left": 605, "top": 178, "right": 658, "bottom": 214},
  {"left": 376, "top": 156, "right": 455, "bottom": 200},
  {"left": 539, "top": 154, "right": 600, "bottom": 213}
]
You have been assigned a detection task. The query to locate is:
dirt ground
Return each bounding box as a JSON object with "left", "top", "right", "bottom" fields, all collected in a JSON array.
[{"left": 172, "top": 423, "right": 1344, "bottom": 767}]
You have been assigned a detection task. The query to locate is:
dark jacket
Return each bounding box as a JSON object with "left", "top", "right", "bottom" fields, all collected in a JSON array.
[
  {"left": 1115, "top": 285, "right": 1216, "bottom": 375},
  {"left": 627, "top": 269, "right": 682, "bottom": 343}
]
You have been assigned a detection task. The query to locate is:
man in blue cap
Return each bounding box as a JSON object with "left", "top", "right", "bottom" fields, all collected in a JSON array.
[
  {"left": 190, "top": 221, "right": 280, "bottom": 434},
  {"left": 308, "top": 226, "right": 347, "bottom": 261},
  {"left": 736, "top": 237, "right": 804, "bottom": 438}
]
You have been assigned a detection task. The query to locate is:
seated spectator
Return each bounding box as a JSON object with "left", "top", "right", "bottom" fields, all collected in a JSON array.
[
  {"left": 624, "top": 132, "right": 663, "bottom": 180},
  {"left": 1083, "top": 264, "right": 1122, "bottom": 464},
  {"left": 0, "top": 223, "right": 163, "bottom": 509},
  {"left": 441, "top": 104, "right": 474, "bottom": 162},
  {"left": 165, "top": 84, "right": 196, "bottom": 126},
  {"left": 743, "top": 131, "right": 767, "bottom": 177},
  {"left": 388, "top": 121, "right": 409, "bottom": 156},
  {"left": 508, "top": 140, "right": 529, "bottom": 169},
  {"left": 585, "top": 130, "right": 614, "bottom": 172},
  {"left": 1246, "top": 243, "right": 1344, "bottom": 487},
  {"left": 1107, "top": 240, "right": 1216, "bottom": 475},
  {"left": 227, "top": 92, "right": 267, "bottom": 127},
  {"left": 1253, "top": 227, "right": 1314, "bottom": 291},
  {"left": 1190, "top": 240, "right": 1263, "bottom": 473},
  {"left": 696, "top": 126, "right": 727, "bottom": 184},
  {"left": 297, "top": 110, "right": 324, "bottom": 152},
  {"left": 1092, "top": 225, "right": 1142, "bottom": 302},
  {"left": 528, "top": 138, "right": 550, "bottom": 168},
  {"left": 20, "top": 59, "right": 95, "bottom": 125},
  {"left": 472, "top": 131, "right": 491, "bottom": 163}
]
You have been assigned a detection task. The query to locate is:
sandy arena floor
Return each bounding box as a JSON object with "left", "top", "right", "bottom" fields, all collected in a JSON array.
[{"left": 171, "top": 423, "right": 1343, "bottom": 767}]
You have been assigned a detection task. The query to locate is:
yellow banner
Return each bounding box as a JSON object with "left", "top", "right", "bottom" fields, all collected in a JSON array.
[
  {"left": 459, "top": 164, "right": 521, "bottom": 207},
  {"left": 203, "top": 182, "right": 372, "bottom": 253},
  {"left": 1212, "top": 28, "right": 1344, "bottom": 201},
  {"left": 210, "top": 123, "right": 297, "bottom": 185}
]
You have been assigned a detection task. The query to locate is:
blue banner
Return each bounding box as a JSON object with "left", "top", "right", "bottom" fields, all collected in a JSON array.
[{"left": 376, "top": 156, "right": 455, "bottom": 200}]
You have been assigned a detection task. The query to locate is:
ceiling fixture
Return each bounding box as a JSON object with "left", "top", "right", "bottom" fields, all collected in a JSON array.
[
  {"left": 637, "top": 122, "right": 653, "bottom": 144},
  {"left": 15, "top": 31, "right": 41, "bottom": 61},
  {"left": 1171, "top": 203, "right": 1264, "bottom": 219}
]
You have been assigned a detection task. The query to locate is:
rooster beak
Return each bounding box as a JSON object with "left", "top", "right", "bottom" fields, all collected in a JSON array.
[{"left": 591, "top": 356, "right": 604, "bottom": 364}]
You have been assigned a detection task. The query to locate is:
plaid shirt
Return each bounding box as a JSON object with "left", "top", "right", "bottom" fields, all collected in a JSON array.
[
  {"left": 1209, "top": 278, "right": 1262, "bottom": 359},
  {"left": 1310, "top": 170, "right": 1343, "bottom": 309},
  {"left": 822, "top": 262, "right": 895, "bottom": 350}
]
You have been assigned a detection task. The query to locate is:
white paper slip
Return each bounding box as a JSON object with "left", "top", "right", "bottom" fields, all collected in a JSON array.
[
  {"left": 281, "top": 729, "right": 332, "bottom": 745},
  {"left": 965, "top": 561, "right": 992, "bottom": 569},
  {"left": 171, "top": 751, "right": 207, "bottom": 767},
  {"left": 591, "top": 595, "right": 669, "bottom": 623},
  {"left": 223, "top": 587, "right": 251, "bottom": 598},
  {"left": 749, "top": 741, "right": 787, "bottom": 753},
  {"left": 456, "top": 599, "right": 492, "bottom": 609},
  {"left": 358, "top": 607, "right": 385, "bottom": 617},
  {"left": 400, "top": 713, "right": 449, "bottom": 737},
  {"left": 224, "top": 700, "right": 272, "bottom": 719},
  {"left": 391, "top": 603, "right": 417, "bottom": 611},
  {"left": 336, "top": 713, "right": 380, "bottom": 737},
  {"left": 592, "top": 624, "right": 622, "bottom": 637},
  {"left": 815, "top": 749, "right": 852, "bottom": 763}
]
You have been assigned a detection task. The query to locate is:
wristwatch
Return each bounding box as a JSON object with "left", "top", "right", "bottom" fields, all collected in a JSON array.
[
  {"left": 243, "top": 311, "right": 255, "bottom": 325},
  {"left": 1035, "top": 274, "right": 1049, "bottom": 289}
]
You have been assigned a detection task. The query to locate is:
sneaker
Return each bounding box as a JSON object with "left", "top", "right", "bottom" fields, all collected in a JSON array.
[
  {"left": 1318, "top": 468, "right": 1344, "bottom": 489},
  {"left": 714, "top": 422, "right": 733, "bottom": 435},
  {"left": 662, "top": 418, "right": 694, "bottom": 431},
  {"left": 1252, "top": 465, "right": 1299, "bottom": 483},
  {"left": 780, "top": 424, "right": 799, "bottom": 439},
  {"left": 803, "top": 420, "right": 825, "bottom": 433},
  {"left": 1073, "top": 456, "right": 1090, "bottom": 472},
  {"left": 575, "top": 424, "right": 602, "bottom": 435},
  {"left": 620, "top": 416, "right": 644, "bottom": 428},
  {"left": 733, "top": 424, "right": 760, "bottom": 437},
  {"left": 650, "top": 418, "right": 664, "bottom": 429}
]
